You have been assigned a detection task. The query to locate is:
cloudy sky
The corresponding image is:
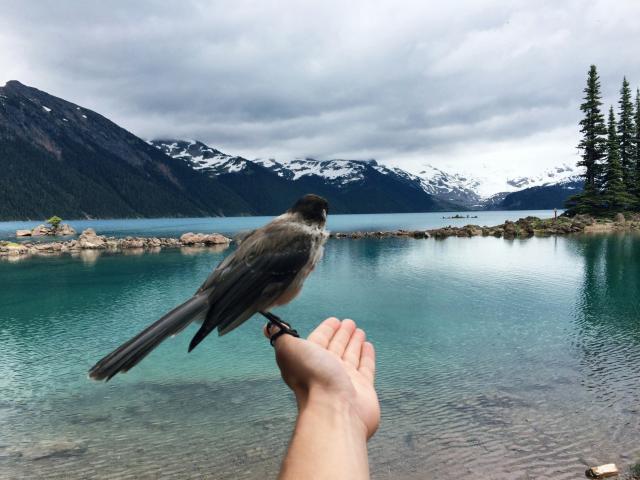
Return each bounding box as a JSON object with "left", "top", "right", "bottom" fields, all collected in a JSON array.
[{"left": 1, "top": 0, "right": 639, "bottom": 180}]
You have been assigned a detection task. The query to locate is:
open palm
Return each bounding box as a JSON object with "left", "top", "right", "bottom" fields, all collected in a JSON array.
[{"left": 265, "top": 317, "right": 380, "bottom": 439}]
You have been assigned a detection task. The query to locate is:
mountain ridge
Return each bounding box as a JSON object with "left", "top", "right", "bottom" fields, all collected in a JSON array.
[{"left": 0, "top": 80, "right": 582, "bottom": 220}]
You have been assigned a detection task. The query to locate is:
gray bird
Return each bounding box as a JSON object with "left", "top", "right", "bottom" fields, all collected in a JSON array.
[{"left": 89, "top": 194, "right": 329, "bottom": 381}]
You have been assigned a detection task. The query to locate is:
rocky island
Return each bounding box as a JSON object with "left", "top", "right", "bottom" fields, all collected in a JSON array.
[{"left": 1, "top": 228, "right": 231, "bottom": 259}]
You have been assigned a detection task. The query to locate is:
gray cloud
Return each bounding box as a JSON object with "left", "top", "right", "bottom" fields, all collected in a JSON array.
[{"left": 1, "top": 0, "right": 639, "bottom": 174}]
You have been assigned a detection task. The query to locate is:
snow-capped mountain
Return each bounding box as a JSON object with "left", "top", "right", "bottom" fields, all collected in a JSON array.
[
  {"left": 151, "top": 139, "right": 457, "bottom": 213},
  {"left": 151, "top": 138, "right": 583, "bottom": 211},
  {"left": 505, "top": 164, "right": 581, "bottom": 189},
  {"left": 408, "top": 164, "right": 483, "bottom": 206},
  {"left": 151, "top": 140, "right": 479, "bottom": 207},
  {"left": 149, "top": 139, "right": 248, "bottom": 174}
]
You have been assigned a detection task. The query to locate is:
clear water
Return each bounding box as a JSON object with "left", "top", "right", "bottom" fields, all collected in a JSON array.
[
  {"left": 1, "top": 220, "right": 638, "bottom": 479},
  {"left": 0, "top": 210, "right": 558, "bottom": 241}
]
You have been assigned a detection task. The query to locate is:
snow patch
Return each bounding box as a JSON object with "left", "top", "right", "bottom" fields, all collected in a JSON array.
[{"left": 42, "top": 106, "right": 51, "bottom": 112}]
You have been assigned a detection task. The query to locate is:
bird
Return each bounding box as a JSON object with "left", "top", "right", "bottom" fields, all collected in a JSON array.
[{"left": 88, "top": 194, "right": 330, "bottom": 381}]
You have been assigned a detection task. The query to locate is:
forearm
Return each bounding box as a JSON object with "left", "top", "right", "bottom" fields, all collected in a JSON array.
[{"left": 279, "top": 389, "right": 370, "bottom": 480}]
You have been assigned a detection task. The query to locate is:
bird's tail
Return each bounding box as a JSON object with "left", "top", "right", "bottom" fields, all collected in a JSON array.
[{"left": 88, "top": 295, "right": 208, "bottom": 381}]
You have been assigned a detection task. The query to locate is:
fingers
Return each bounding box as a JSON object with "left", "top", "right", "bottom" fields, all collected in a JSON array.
[
  {"left": 343, "top": 328, "right": 365, "bottom": 368},
  {"left": 306, "top": 317, "right": 340, "bottom": 347},
  {"left": 358, "top": 342, "right": 376, "bottom": 383},
  {"left": 327, "top": 319, "right": 357, "bottom": 357}
]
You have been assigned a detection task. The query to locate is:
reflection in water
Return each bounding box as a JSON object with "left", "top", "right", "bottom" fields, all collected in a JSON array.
[
  {"left": 1, "top": 236, "right": 639, "bottom": 479},
  {"left": 573, "top": 234, "right": 640, "bottom": 409}
]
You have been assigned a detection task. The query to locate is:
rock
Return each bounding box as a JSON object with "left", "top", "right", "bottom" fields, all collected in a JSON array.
[
  {"left": 120, "top": 237, "right": 145, "bottom": 249},
  {"left": 16, "top": 229, "right": 31, "bottom": 237},
  {"left": 503, "top": 221, "right": 517, "bottom": 239},
  {"left": 78, "top": 228, "right": 107, "bottom": 249},
  {"left": 614, "top": 212, "right": 626, "bottom": 224},
  {"left": 0, "top": 242, "right": 29, "bottom": 257},
  {"left": 179, "top": 232, "right": 231, "bottom": 245},
  {"left": 573, "top": 214, "right": 595, "bottom": 226},
  {"left": 31, "top": 224, "right": 51, "bottom": 236},
  {"left": 16, "top": 440, "right": 87, "bottom": 460},
  {"left": 585, "top": 463, "right": 618, "bottom": 479},
  {"left": 56, "top": 223, "right": 76, "bottom": 236}
]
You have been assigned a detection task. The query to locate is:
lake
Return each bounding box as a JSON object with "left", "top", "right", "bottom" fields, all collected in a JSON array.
[
  {"left": 1, "top": 213, "right": 639, "bottom": 479},
  {"left": 0, "top": 210, "right": 558, "bottom": 241}
]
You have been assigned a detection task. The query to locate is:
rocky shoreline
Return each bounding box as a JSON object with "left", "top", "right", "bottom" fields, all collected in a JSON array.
[
  {"left": 2, "top": 215, "right": 640, "bottom": 259},
  {"left": 330, "top": 214, "right": 640, "bottom": 240},
  {"left": 1, "top": 228, "right": 231, "bottom": 259}
]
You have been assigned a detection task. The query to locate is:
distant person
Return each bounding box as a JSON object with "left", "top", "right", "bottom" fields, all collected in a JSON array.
[
  {"left": 266, "top": 317, "right": 380, "bottom": 480},
  {"left": 554, "top": 208, "right": 558, "bottom": 220}
]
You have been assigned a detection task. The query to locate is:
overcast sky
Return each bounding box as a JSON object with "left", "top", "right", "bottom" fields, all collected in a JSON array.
[{"left": 1, "top": 0, "right": 639, "bottom": 178}]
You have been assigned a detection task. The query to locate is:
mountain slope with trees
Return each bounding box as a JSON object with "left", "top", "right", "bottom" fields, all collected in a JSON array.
[{"left": 0, "top": 81, "right": 253, "bottom": 220}]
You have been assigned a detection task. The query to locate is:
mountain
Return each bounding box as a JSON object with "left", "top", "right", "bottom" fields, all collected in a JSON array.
[
  {"left": 478, "top": 165, "right": 583, "bottom": 210},
  {"left": 491, "top": 178, "right": 583, "bottom": 210},
  {"left": 409, "top": 164, "right": 483, "bottom": 207},
  {"left": 153, "top": 139, "right": 584, "bottom": 212},
  {"left": 0, "top": 80, "right": 583, "bottom": 220},
  {"left": 150, "top": 140, "right": 459, "bottom": 214},
  {"left": 0, "top": 81, "right": 252, "bottom": 220}
]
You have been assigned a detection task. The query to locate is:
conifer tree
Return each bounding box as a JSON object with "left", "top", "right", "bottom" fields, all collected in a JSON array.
[
  {"left": 571, "top": 65, "right": 606, "bottom": 213},
  {"left": 634, "top": 88, "right": 640, "bottom": 202},
  {"left": 603, "top": 107, "right": 632, "bottom": 210},
  {"left": 617, "top": 77, "right": 635, "bottom": 191}
]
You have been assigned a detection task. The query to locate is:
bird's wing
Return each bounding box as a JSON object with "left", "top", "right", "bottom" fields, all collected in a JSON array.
[{"left": 188, "top": 224, "right": 314, "bottom": 351}]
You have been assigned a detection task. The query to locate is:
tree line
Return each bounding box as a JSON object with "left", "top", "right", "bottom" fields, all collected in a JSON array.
[{"left": 569, "top": 65, "right": 640, "bottom": 215}]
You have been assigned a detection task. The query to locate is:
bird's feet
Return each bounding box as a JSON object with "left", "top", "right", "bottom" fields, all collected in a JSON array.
[{"left": 260, "top": 311, "right": 300, "bottom": 346}]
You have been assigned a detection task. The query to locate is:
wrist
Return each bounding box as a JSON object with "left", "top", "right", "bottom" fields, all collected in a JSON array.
[{"left": 296, "top": 386, "right": 368, "bottom": 441}]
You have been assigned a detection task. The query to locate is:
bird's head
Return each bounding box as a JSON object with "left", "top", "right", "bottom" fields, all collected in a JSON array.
[{"left": 289, "top": 194, "right": 329, "bottom": 226}]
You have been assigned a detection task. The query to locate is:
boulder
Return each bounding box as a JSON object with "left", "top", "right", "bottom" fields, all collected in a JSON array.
[
  {"left": 179, "top": 232, "right": 231, "bottom": 245},
  {"left": 56, "top": 223, "right": 76, "bottom": 236},
  {"left": 572, "top": 214, "right": 595, "bottom": 226},
  {"left": 78, "top": 228, "right": 107, "bottom": 249},
  {"left": 31, "top": 224, "right": 51, "bottom": 236},
  {"left": 503, "top": 221, "right": 517, "bottom": 239},
  {"left": 614, "top": 212, "right": 626, "bottom": 224},
  {"left": 120, "top": 237, "right": 145, "bottom": 249},
  {"left": 16, "top": 229, "right": 31, "bottom": 237},
  {"left": 0, "top": 242, "right": 29, "bottom": 256}
]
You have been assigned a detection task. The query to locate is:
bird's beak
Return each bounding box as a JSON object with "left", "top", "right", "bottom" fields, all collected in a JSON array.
[{"left": 322, "top": 209, "right": 327, "bottom": 220}]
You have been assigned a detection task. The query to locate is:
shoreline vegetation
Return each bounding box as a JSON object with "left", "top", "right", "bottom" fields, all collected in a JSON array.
[{"left": 2, "top": 214, "right": 639, "bottom": 260}]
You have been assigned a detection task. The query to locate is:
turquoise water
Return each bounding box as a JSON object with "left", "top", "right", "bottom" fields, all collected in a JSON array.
[
  {"left": 1, "top": 224, "right": 639, "bottom": 479},
  {"left": 0, "top": 210, "right": 558, "bottom": 240}
]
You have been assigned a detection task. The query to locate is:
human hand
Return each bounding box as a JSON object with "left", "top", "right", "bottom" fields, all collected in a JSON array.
[{"left": 265, "top": 317, "right": 380, "bottom": 440}]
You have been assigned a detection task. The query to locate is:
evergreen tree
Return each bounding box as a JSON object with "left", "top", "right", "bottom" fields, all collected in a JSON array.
[
  {"left": 571, "top": 65, "right": 607, "bottom": 213},
  {"left": 617, "top": 77, "right": 635, "bottom": 191},
  {"left": 603, "top": 107, "right": 632, "bottom": 210},
  {"left": 634, "top": 88, "right": 640, "bottom": 200}
]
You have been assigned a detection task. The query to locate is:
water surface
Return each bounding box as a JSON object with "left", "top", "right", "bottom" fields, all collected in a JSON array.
[
  {"left": 1, "top": 228, "right": 638, "bottom": 479},
  {"left": 0, "top": 210, "right": 558, "bottom": 240}
]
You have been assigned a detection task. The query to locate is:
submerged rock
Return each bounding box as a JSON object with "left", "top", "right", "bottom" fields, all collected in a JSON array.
[{"left": 8, "top": 440, "right": 87, "bottom": 460}]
